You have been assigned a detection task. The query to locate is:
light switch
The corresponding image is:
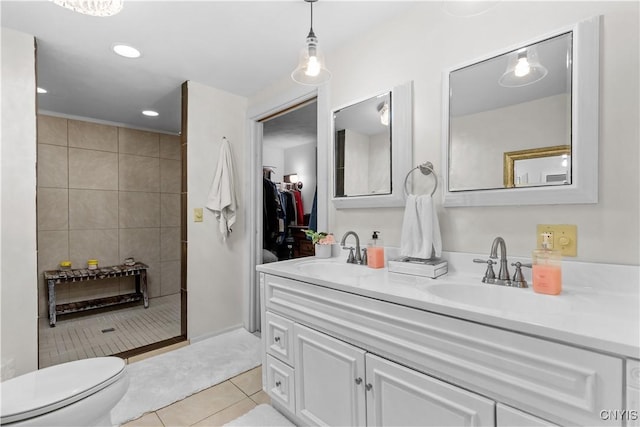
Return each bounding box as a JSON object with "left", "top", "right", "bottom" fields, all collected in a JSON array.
[
  {"left": 536, "top": 224, "right": 577, "bottom": 257},
  {"left": 194, "top": 208, "right": 203, "bottom": 222}
]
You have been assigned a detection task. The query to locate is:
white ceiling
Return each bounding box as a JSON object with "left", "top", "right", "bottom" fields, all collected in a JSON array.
[{"left": 1, "top": 0, "right": 416, "bottom": 134}]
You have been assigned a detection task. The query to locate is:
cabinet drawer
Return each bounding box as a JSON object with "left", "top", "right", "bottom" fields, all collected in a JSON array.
[
  {"left": 265, "top": 311, "right": 295, "bottom": 365},
  {"left": 265, "top": 354, "right": 295, "bottom": 414},
  {"left": 265, "top": 274, "right": 623, "bottom": 426}
]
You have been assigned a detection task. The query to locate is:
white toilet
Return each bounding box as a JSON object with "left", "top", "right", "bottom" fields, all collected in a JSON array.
[{"left": 0, "top": 357, "right": 129, "bottom": 426}]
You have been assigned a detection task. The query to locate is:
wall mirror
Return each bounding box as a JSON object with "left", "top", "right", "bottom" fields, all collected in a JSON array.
[
  {"left": 332, "top": 81, "right": 412, "bottom": 209},
  {"left": 443, "top": 16, "right": 600, "bottom": 207}
]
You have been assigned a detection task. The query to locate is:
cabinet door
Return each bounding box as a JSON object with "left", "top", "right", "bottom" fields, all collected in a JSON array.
[
  {"left": 366, "top": 354, "right": 494, "bottom": 427},
  {"left": 294, "top": 323, "right": 366, "bottom": 426},
  {"left": 497, "top": 404, "right": 559, "bottom": 426}
]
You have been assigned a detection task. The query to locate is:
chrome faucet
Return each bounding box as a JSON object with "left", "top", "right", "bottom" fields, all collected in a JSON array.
[
  {"left": 489, "top": 237, "right": 511, "bottom": 286},
  {"left": 340, "top": 231, "right": 362, "bottom": 264}
]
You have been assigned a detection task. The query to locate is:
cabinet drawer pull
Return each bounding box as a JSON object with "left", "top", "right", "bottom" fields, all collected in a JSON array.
[
  {"left": 275, "top": 380, "right": 281, "bottom": 387},
  {"left": 355, "top": 377, "right": 362, "bottom": 385},
  {"left": 366, "top": 383, "right": 373, "bottom": 391},
  {"left": 274, "top": 336, "right": 281, "bottom": 343}
]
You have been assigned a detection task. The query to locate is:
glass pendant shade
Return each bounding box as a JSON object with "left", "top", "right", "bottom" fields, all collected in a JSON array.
[
  {"left": 291, "top": 1, "right": 331, "bottom": 86},
  {"left": 499, "top": 46, "right": 548, "bottom": 87},
  {"left": 51, "top": 0, "right": 123, "bottom": 17},
  {"left": 291, "top": 34, "right": 331, "bottom": 85}
]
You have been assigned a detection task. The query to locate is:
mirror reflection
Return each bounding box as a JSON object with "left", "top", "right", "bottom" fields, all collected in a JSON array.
[
  {"left": 448, "top": 32, "right": 572, "bottom": 192},
  {"left": 504, "top": 145, "right": 571, "bottom": 188},
  {"left": 334, "top": 92, "right": 391, "bottom": 197}
]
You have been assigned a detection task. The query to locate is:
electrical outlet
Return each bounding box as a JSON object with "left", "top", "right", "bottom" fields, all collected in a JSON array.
[
  {"left": 536, "top": 224, "right": 577, "bottom": 257},
  {"left": 194, "top": 208, "right": 203, "bottom": 222}
]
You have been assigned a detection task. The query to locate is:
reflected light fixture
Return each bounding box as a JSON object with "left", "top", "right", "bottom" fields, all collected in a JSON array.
[
  {"left": 377, "top": 102, "right": 390, "bottom": 126},
  {"left": 499, "top": 46, "right": 548, "bottom": 87},
  {"left": 142, "top": 110, "right": 159, "bottom": 117},
  {"left": 291, "top": 0, "right": 331, "bottom": 85},
  {"left": 51, "top": 0, "right": 123, "bottom": 17},
  {"left": 37, "top": 87, "right": 48, "bottom": 94}
]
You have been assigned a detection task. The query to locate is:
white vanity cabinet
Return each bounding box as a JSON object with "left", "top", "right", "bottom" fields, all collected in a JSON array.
[{"left": 261, "top": 273, "right": 626, "bottom": 426}]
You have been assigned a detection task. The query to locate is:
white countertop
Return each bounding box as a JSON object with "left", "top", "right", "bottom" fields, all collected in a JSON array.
[{"left": 257, "top": 251, "right": 640, "bottom": 359}]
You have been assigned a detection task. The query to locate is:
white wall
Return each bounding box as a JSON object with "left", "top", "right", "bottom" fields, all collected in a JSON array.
[
  {"left": 284, "top": 143, "right": 316, "bottom": 215},
  {"left": 1, "top": 28, "right": 38, "bottom": 378},
  {"left": 324, "top": 1, "right": 638, "bottom": 264},
  {"left": 263, "top": 146, "right": 284, "bottom": 183},
  {"left": 186, "top": 81, "right": 248, "bottom": 340}
]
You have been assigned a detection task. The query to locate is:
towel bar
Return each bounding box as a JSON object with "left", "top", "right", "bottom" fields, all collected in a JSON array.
[{"left": 403, "top": 161, "right": 438, "bottom": 197}]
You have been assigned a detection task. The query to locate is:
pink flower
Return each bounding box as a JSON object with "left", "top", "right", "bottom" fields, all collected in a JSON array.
[{"left": 318, "top": 234, "right": 335, "bottom": 245}]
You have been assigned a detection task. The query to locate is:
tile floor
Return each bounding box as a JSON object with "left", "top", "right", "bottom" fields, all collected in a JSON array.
[
  {"left": 39, "top": 293, "right": 181, "bottom": 368},
  {"left": 121, "top": 365, "right": 271, "bottom": 427}
]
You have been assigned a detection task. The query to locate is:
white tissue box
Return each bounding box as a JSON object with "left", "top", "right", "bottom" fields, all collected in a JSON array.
[{"left": 388, "top": 257, "right": 448, "bottom": 278}]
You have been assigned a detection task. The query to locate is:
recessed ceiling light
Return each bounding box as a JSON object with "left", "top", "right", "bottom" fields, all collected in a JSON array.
[
  {"left": 112, "top": 44, "right": 141, "bottom": 59},
  {"left": 37, "top": 87, "right": 48, "bottom": 94},
  {"left": 142, "top": 110, "right": 159, "bottom": 117}
]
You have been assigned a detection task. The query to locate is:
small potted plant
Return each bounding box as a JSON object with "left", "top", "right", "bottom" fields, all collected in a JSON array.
[{"left": 304, "top": 230, "right": 336, "bottom": 258}]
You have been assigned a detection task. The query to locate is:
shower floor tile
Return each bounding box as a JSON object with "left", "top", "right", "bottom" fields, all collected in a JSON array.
[{"left": 38, "top": 293, "right": 180, "bottom": 368}]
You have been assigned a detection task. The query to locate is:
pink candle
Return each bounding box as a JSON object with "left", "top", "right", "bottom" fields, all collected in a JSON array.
[{"left": 532, "top": 264, "right": 562, "bottom": 295}]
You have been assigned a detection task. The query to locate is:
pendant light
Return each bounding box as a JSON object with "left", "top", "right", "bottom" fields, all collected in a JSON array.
[
  {"left": 499, "top": 46, "right": 548, "bottom": 87},
  {"left": 291, "top": 0, "right": 331, "bottom": 85},
  {"left": 51, "top": 0, "right": 123, "bottom": 17}
]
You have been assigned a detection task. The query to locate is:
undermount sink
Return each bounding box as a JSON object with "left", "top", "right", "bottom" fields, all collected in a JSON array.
[
  {"left": 296, "top": 260, "right": 373, "bottom": 282},
  {"left": 426, "top": 283, "right": 571, "bottom": 313}
]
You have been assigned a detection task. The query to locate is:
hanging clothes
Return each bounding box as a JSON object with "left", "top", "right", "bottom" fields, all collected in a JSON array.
[
  {"left": 293, "top": 190, "right": 304, "bottom": 225},
  {"left": 308, "top": 187, "right": 317, "bottom": 232},
  {"left": 263, "top": 178, "right": 279, "bottom": 250}
]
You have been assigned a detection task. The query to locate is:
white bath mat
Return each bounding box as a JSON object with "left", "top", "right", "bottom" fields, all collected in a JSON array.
[
  {"left": 111, "top": 328, "right": 262, "bottom": 426},
  {"left": 224, "top": 404, "right": 295, "bottom": 427}
]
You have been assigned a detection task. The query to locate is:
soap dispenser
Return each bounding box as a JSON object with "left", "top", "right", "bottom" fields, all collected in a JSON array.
[
  {"left": 532, "top": 233, "right": 562, "bottom": 295},
  {"left": 367, "top": 231, "right": 385, "bottom": 269}
]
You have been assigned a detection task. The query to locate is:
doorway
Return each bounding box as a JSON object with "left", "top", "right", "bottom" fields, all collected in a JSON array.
[
  {"left": 245, "top": 86, "right": 330, "bottom": 333},
  {"left": 262, "top": 99, "right": 318, "bottom": 262}
]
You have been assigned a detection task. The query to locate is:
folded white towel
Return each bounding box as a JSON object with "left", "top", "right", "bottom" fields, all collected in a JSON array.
[
  {"left": 206, "top": 137, "right": 237, "bottom": 240},
  {"left": 400, "top": 194, "right": 442, "bottom": 259}
]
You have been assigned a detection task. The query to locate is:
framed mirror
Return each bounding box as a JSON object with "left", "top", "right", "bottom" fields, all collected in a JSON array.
[
  {"left": 443, "top": 16, "right": 600, "bottom": 207},
  {"left": 332, "top": 81, "right": 412, "bottom": 209}
]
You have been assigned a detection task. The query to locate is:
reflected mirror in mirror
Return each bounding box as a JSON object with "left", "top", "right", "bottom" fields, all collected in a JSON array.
[
  {"left": 334, "top": 92, "right": 391, "bottom": 197},
  {"left": 504, "top": 145, "right": 571, "bottom": 188},
  {"left": 448, "top": 32, "right": 572, "bottom": 192}
]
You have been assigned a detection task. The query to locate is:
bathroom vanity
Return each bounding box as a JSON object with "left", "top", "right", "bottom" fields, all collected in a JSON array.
[{"left": 257, "top": 254, "right": 639, "bottom": 426}]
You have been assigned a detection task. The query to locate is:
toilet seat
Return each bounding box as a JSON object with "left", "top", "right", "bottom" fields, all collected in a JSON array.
[{"left": 0, "top": 357, "right": 126, "bottom": 425}]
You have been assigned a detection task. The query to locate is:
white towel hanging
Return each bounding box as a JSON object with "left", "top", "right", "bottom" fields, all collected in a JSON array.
[
  {"left": 206, "top": 137, "right": 237, "bottom": 241},
  {"left": 400, "top": 194, "right": 442, "bottom": 259}
]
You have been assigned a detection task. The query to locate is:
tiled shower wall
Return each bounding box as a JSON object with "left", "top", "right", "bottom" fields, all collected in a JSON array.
[{"left": 36, "top": 114, "right": 181, "bottom": 317}]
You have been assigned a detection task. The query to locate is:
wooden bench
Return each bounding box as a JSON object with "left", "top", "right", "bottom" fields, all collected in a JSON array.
[{"left": 44, "top": 262, "right": 149, "bottom": 327}]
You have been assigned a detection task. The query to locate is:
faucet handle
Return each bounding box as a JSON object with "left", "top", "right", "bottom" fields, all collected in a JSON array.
[
  {"left": 473, "top": 259, "right": 496, "bottom": 283},
  {"left": 361, "top": 248, "right": 368, "bottom": 266},
  {"left": 343, "top": 246, "right": 356, "bottom": 264},
  {"left": 511, "top": 262, "right": 532, "bottom": 288}
]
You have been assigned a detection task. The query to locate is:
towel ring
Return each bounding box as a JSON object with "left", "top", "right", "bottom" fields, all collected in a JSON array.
[{"left": 403, "top": 162, "right": 438, "bottom": 197}]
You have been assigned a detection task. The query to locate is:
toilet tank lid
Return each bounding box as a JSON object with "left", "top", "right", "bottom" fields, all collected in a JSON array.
[{"left": 0, "top": 357, "right": 126, "bottom": 422}]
